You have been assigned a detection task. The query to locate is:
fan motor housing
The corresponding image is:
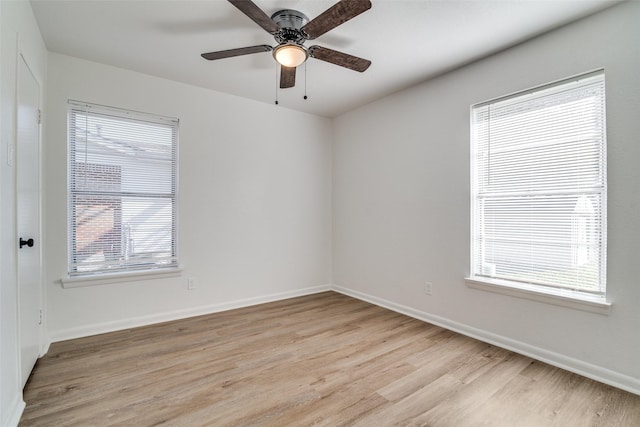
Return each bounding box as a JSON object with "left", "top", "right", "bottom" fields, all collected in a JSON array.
[{"left": 271, "top": 9, "right": 309, "bottom": 44}]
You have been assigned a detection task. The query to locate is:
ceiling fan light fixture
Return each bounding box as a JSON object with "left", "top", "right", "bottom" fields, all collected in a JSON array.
[{"left": 273, "top": 44, "right": 307, "bottom": 68}]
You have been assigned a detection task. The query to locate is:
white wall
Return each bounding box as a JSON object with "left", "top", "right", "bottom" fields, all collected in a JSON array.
[
  {"left": 44, "top": 53, "right": 333, "bottom": 341},
  {"left": 333, "top": 1, "right": 640, "bottom": 394},
  {"left": 1, "top": 1, "right": 47, "bottom": 425}
]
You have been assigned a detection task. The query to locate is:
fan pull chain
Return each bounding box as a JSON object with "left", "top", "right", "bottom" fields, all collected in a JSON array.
[
  {"left": 304, "top": 62, "right": 308, "bottom": 100},
  {"left": 275, "top": 62, "right": 279, "bottom": 105}
]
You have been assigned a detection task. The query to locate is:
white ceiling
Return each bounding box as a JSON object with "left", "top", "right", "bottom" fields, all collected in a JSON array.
[{"left": 31, "top": 0, "right": 619, "bottom": 117}]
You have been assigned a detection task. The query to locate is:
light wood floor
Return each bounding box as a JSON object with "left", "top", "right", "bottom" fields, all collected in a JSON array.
[{"left": 21, "top": 292, "right": 640, "bottom": 426}]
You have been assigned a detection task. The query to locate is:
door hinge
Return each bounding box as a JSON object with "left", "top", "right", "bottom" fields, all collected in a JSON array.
[
  {"left": 37, "top": 109, "right": 42, "bottom": 125},
  {"left": 38, "top": 309, "right": 43, "bottom": 325}
]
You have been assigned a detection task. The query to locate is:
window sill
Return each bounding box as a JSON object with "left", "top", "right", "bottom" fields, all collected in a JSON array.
[
  {"left": 465, "top": 276, "right": 611, "bottom": 315},
  {"left": 61, "top": 266, "right": 183, "bottom": 288}
]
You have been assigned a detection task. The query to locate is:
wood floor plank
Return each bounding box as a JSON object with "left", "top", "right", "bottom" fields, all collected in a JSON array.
[{"left": 20, "top": 291, "right": 640, "bottom": 426}]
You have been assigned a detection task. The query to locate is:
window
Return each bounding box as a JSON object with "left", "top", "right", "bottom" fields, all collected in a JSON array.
[
  {"left": 470, "top": 71, "right": 606, "bottom": 303},
  {"left": 68, "top": 101, "right": 178, "bottom": 277}
]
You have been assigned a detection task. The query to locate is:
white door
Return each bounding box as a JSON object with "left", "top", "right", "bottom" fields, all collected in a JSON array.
[{"left": 17, "top": 54, "right": 42, "bottom": 388}]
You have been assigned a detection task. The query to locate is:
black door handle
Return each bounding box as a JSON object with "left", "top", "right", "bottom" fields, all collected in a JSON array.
[{"left": 19, "top": 237, "right": 34, "bottom": 249}]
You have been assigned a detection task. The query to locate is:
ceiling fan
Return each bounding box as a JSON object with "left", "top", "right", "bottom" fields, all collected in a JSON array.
[{"left": 201, "top": 0, "right": 372, "bottom": 89}]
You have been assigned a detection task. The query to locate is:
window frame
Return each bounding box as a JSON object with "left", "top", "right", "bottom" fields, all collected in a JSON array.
[
  {"left": 466, "top": 71, "right": 610, "bottom": 314},
  {"left": 63, "top": 100, "right": 180, "bottom": 286}
]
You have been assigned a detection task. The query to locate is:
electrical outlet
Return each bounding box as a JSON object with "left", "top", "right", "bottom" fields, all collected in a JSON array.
[
  {"left": 7, "top": 143, "right": 15, "bottom": 166},
  {"left": 424, "top": 282, "right": 433, "bottom": 295},
  {"left": 188, "top": 277, "right": 197, "bottom": 290}
]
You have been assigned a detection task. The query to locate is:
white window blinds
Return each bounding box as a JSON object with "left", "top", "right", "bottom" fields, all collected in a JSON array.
[
  {"left": 68, "top": 101, "right": 178, "bottom": 276},
  {"left": 471, "top": 71, "right": 606, "bottom": 297}
]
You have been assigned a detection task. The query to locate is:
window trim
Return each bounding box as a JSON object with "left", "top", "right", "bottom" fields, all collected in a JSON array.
[
  {"left": 61, "top": 266, "right": 183, "bottom": 288},
  {"left": 468, "top": 70, "right": 610, "bottom": 311},
  {"left": 66, "top": 100, "right": 179, "bottom": 281},
  {"left": 464, "top": 277, "right": 611, "bottom": 315}
]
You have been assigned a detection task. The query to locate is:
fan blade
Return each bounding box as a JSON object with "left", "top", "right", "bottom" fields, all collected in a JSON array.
[
  {"left": 302, "top": 0, "right": 371, "bottom": 40},
  {"left": 201, "top": 45, "right": 272, "bottom": 61},
  {"left": 308, "top": 46, "right": 371, "bottom": 72},
  {"left": 228, "top": 0, "right": 280, "bottom": 34},
  {"left": 280, "top": 66, "right": 296, "bottom": 88}
]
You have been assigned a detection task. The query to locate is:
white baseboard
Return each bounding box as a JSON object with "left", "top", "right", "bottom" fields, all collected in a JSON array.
[
  {"left": 48, "top": 284, "right": 331, "bottom": 343},
  {"left": 4, "top": 397, "right": 25, "bottom": 427},
  {"left": 332, "top": 285, "right": 640, "bottom": 396}
]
